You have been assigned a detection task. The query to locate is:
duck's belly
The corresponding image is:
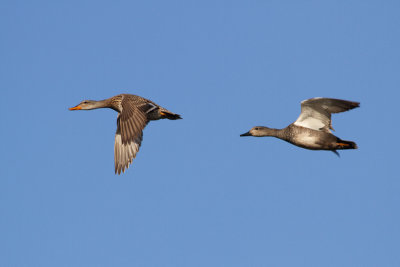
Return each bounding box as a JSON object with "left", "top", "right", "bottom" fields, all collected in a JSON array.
[{"left": 290, "top": 131, "right": 327, "bottom": 150}]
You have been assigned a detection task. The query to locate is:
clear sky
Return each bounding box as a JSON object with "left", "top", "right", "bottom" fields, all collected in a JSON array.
[{"left": 1, "top": 0, "right": 399, "bottom": 266}]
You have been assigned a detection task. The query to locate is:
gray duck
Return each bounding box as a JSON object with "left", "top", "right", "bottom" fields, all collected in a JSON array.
[
  {"left": 69, "top": 94, "right": 181, "bottom": 174},
  {"left": 240, "top": 97, "right": 359, "bottom": 156}
]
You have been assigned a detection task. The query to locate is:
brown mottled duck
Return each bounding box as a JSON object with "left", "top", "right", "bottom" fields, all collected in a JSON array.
[{"left": 69, "top": 94, "right": 181, "bottom": 174}]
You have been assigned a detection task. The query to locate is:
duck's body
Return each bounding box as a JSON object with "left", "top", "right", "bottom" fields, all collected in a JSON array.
[
  {"left": 240, "top": 97, "right": 359, "bottom": 155},
  {"left": 69, "top": 94, "right": 181, "bottom": 174},
  {"left": 260, "top": 124, "right": 356, "bottom": 151}
]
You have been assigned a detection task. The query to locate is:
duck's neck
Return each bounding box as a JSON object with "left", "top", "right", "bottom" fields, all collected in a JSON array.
[
  {"left": 91, "top": 99, "right": 113, "bottom": 109},
  {"left": 259, "top": 127, "right": 282, "bottom": 138}
]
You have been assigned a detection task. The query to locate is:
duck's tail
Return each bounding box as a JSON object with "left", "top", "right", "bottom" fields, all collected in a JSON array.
[
  {"left": 336, "top": 138, "right": 358, "bottom": 150},
  {"left": 160, "top": 110, "right": 182, "bottom": 120}
]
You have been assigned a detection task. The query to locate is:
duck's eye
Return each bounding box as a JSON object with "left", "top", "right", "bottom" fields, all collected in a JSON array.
[{"left": 255, "top": 127, "right": 259, "bottom": 130}]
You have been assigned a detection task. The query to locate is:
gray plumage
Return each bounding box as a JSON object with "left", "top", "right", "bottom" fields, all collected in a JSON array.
[
  {"left": 70, "top": 94, "right": 181, "bottom": 174},
  {"left": 240, "top": 97, "right": 359, "bottom": 155}
]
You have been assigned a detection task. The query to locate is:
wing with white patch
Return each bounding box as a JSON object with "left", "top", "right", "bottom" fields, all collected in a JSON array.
[{"left": 293, "top": 97, "right": 359, "bottom": 132}]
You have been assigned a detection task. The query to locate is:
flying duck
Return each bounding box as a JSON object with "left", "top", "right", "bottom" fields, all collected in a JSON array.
[
  {"left": 69, "top": 94, "right": 181, "bottom": 174},
  {"left": 240, "top": 97, "right": 359, "bottom": 156}
]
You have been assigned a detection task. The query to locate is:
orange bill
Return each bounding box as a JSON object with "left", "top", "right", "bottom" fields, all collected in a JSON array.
[{"left": 69, "top": 105, "right": 82, "bottom": 110}]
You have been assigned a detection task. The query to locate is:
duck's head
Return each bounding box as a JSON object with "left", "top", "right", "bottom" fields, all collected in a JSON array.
[
  {"left": 240, "top": 126, "right": 272, "bottom": 137},
  {"left": 69, "top": 100, "right": 99, "bottom": 110}
]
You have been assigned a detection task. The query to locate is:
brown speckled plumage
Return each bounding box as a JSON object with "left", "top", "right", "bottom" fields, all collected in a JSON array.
[{"left": 69, "top": 94, "right": 181, "bottom": 174}]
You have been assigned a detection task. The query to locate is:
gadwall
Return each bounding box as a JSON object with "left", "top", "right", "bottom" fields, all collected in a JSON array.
[
  {"left": 240, "top": 97, "right": 359, "bottom": 156},
  {"left": 69, "top": 94, "right": 181, "bottom": 174}
]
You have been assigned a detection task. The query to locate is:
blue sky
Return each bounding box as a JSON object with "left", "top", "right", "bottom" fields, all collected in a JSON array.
[{"left": 1, "top": 0, "right": 399, "bottom": 266}]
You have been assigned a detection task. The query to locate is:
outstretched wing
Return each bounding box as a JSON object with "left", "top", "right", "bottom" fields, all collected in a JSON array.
[
  {"left": 114, "top": 98, "right": 149, "bottom": 174},
  {"left": 294, "top": 97, "right": 359, "bottom": 132}
]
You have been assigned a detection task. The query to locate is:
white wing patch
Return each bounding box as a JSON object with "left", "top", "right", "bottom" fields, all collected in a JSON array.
[{"left": 294, "top": 117, "right": 326, "bottom": 131}]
